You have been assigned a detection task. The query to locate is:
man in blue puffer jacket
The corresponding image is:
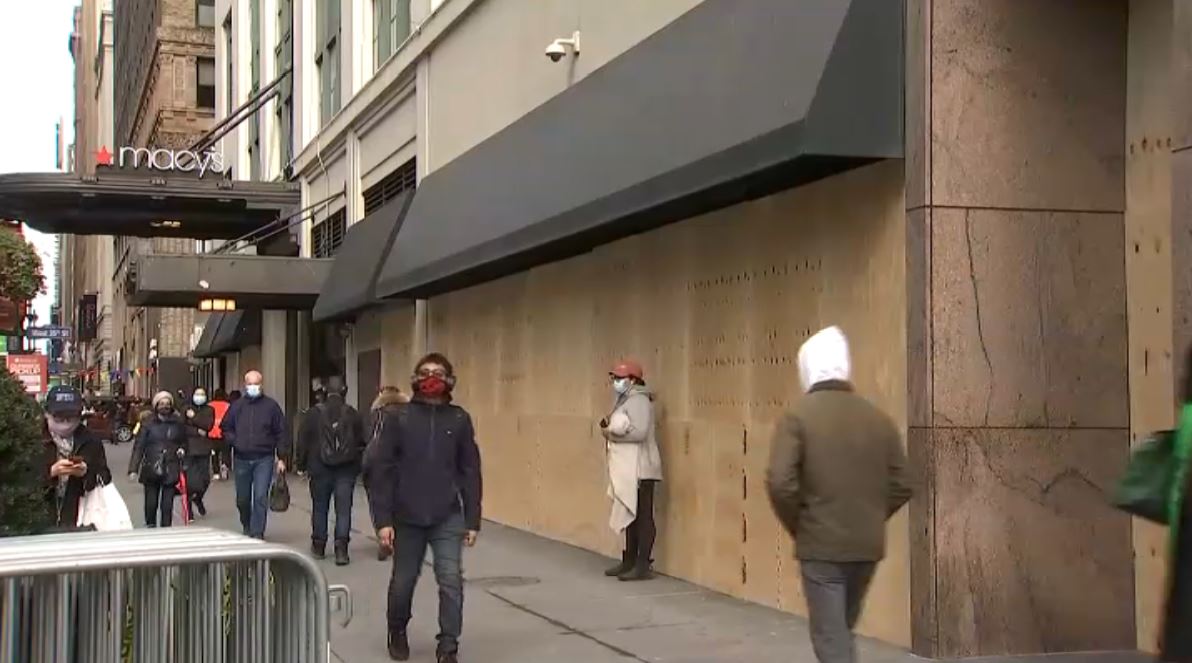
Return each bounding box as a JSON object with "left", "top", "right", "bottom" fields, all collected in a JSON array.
[{"left": 222, "top": 370, "right": 290, "bottom": 539}]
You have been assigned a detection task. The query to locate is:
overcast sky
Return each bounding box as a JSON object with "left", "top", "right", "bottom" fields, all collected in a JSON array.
[{"left": 0, "top": 0, "right": 76, "bottom": 326}]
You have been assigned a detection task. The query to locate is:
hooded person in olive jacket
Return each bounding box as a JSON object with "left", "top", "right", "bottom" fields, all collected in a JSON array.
[{"left": 766, "top": 326, "right": 911, "bottom": 663}]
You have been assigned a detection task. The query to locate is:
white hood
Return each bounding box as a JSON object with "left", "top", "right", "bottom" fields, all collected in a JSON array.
[{"left": 798, "top": 326, "right": 851, "bottom": 392}]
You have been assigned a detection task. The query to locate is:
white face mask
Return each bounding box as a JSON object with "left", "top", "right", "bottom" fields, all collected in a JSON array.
[{"left": 612, "top": 378, "right": 633, "bottom": 395}]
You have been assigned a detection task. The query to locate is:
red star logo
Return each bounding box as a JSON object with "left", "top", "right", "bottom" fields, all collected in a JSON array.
[{"left": 96, "top": 146, "right": 113, "bottom": 166}]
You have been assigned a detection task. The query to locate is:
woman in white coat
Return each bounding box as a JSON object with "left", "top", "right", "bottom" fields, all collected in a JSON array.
[{"left": 600, "top": 360, "right": 663, "bottom": 581}]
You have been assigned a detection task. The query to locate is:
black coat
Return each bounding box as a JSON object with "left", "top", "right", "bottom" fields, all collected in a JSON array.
[
  {"left": 296, "top": 396, "right": 366, "bottom": 474},
  {"left": 365, "top": 399, "right": 483, "bottom": 532},
  {"left": 183, "top": 404, "right": 216, "bottom": 457},
  {"left": 42, "top": 426, "right": 112, "bottom": 530},
  {"left": 128, "top": 414, "right": 189, "bottom": 485},
  {"left": 1162, "top": 469, "right": 1192, "bottom": 661}
]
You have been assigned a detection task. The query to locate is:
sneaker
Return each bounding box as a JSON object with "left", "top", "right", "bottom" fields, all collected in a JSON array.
[{"left": 388, "top": 631, "right": 410, "bottom": 661}]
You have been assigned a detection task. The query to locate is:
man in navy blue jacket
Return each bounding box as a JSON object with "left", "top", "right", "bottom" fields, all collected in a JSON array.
[
  {"left": 368, "top": 353, "right": 482, "bottom": 663},
  {"left": 222, "top": 370, "right": 289, "bottom": 539}
]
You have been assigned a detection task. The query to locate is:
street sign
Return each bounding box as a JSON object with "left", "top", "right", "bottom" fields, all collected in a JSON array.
[
  {"left": 6, "top": 353, "right": 48, "bottom": 395},
  {"left": 27, "top": 325, "right": 72, "bottom": 340}
]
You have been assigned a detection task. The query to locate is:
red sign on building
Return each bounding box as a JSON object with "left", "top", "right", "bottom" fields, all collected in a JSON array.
[{"left": 7, "top": 353, "right": 48, "bottom": 395}]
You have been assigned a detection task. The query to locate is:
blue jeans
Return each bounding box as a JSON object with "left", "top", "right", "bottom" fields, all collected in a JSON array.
[
  {"left": 234, "top": 454, "right": 275, "bottom": 538},
  {"left": 387, "top": 511, "right": 466, "bottom": 653},
  {"left": 309, "top": 464, "right": 358, "bottom": 543}
]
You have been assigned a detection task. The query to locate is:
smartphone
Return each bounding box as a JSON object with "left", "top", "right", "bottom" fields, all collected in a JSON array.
[{"left": 68, "top": 455, "right": 84, "bottom": 464}]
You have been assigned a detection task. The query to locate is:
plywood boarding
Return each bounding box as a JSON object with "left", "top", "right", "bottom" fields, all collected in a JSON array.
[
  {"left": 1126, "top": 0, "right": 1176, "bottom": 651},
  {"left": 420, "top": 161, "right": 909, "bottom": 645},
  {"left": 379, "top": 305, "right": 416, "bottom": 387}
]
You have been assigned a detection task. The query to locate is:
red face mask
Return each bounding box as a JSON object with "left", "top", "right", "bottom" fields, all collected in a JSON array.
[{"left": 415, "top": 376, "right": 449, "bottom": 397}]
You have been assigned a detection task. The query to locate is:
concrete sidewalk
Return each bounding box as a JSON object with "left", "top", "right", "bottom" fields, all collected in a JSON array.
[{"left": 104, "top": 442, "right": 912, "bottom": 662}]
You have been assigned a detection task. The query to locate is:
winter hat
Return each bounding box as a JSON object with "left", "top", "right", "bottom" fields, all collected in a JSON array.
[
  {"left": 151, "top": 391, "right": 175, "bottom": 410},
  {"left": 798, "top": 326, "right": 851, "bottom": 392}
]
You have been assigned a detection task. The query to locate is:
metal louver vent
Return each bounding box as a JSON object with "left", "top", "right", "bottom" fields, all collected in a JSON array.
[
  {"left": 362, "top": 158, "right": 416, "bottom": 216},
  {"left": 311, "top": 208, "right": 346, "bottom": 258}
]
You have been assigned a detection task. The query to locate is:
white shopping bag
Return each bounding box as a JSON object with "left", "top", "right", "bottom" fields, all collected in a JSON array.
[{"left": 77, "top": 480, "right": 134, "bottom": 531}]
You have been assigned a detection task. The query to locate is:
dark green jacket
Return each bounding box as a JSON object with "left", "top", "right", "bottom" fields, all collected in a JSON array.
[{"left": 766, "top": 381, "right": 911, "bottom": 562}]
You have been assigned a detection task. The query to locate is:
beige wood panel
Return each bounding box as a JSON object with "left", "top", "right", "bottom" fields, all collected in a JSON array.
[
  {"left": 699, "top": 420, "right": 746, "bottom": 596},
  {"left": 655, "top": 420, "right": 696, "bottom": 580},
  {"left": 379, "top": 305, "right": 416, "bottom": 387},
  {"left": 532, "top": 415, "right": 616, "bottom": 555},
  {"left": 1126, "top": 0, "right": 1176, "bottom": 650},
  {"left": 742, "top": 421, "right": 782, "bottom": 610},
  {"left": 423, "top": 161, "right": 908, "bottom": 645}
]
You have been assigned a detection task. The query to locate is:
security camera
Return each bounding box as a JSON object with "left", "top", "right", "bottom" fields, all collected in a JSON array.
[
  {"left": 545, "top": 31, "right": 580, "bottom": 63},
  {"left": 545, "top": 41, "right": 568, "bottom": 62}
]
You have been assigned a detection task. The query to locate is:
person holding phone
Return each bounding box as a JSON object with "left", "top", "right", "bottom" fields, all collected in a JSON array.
[{"left": 42, "top": 385, "right": 111, "bottom": 530}]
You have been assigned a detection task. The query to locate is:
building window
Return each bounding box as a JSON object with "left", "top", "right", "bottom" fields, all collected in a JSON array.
[
  {"left": 197, "top": 0, "right": 215, "bottom": 28},
  {"left": 363, "top": 158, "right": 416, "bottom": 216},
  {"left": 372, "top": 0, "right": 410, "bottom": 70},
  {"left": 311, "top": 209, "right": 346, "bottom": 258},
  {"left": 275, "top": 0, "right": 294, "bottom": 171},
  {"left": 197, "top": 57, "right": 216, "bottom": 108},
  {"left": 316, "top": 0, "right": 341, "bottom": 126},
  {"left": 223, "top": 13, "right": 233, "bottom": 116}
]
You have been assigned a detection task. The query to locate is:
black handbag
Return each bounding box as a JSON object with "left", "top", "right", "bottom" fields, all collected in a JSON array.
[
  {"left": 145, "top": 448, "right": 169, "bottom": 481},
  {"left": 269, "top": 471, "right": 290, "bottom": 512}
]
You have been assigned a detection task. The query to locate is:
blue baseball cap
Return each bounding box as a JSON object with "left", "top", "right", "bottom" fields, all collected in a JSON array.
[{"left": 44, "top": 385, "right": 84, "bottom": 417}]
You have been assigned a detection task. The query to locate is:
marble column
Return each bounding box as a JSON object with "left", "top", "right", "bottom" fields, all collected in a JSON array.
[{"left": 905, "top": 1, "right": 1135, "bottom": 657}]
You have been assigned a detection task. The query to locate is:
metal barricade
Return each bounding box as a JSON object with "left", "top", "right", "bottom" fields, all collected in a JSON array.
[{"left": 0, "top": 527, "right": 352, "bottom": 663}]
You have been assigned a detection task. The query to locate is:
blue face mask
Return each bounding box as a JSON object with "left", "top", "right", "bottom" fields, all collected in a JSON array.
[
  {"left": 245, "top": 385, "right": 262, "bottom": 399},
  {"left": 613, "top": 378, "right": 633, "bottom": 395},
  {"left": 192, "top": 394, "right": 207, "bottom": 406}
]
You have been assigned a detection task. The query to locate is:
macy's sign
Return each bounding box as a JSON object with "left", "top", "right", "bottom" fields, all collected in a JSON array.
[{"left": 96, "top": 145, "right": 226, "bottom": 178}]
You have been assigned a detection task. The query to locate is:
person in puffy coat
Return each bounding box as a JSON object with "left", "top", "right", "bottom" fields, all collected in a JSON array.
[
  {"left": 183, "top": 387, "right": 216, "bottom": 518},
  {"left": 599, "top": 360, "right": 663, "bottom": 582},
  {"left": 364, "top": 385, "right": 408, "bottom": 561},
  {"left": 128, "top": 391, "right": 189, "bottom": 527}
]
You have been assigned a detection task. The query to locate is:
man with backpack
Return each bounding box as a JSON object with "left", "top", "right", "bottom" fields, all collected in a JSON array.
[{"left": 296, "top": 375, "right": 366, "bottom": 565}]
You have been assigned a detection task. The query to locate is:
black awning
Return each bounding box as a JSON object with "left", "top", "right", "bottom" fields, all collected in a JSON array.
[
  {"left": 191, "top": 313, "right": 225, "bottom": 358},
  {"left": 312, "top": 190, "right": 414, "bottom": 322},
  {"left": 0, "top": 172, "right": 299, "bottom": 239},
  {"left": 129, "top": 253, "right": 332, "bottom": 309},
  {"left": 375, "top": 0, "right": 901, "bottom": 299},
  {"left": 209, "top": 310, "right": 262, "bottom": 355}
]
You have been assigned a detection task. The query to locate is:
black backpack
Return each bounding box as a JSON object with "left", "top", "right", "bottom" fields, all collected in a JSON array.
[{"left": 316, "top": 403, "right": 361, "bottom": 466}]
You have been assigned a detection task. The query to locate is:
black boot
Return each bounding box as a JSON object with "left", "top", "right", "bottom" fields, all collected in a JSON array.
[
  {"left": 437, "top": 652, "right": 458, "bottom": 663},
  {"left": 618, "top": 553, "right": 655, "bottom": 582},
  {"left": 604, "top": 551, "right": 633, "bottom": 577},
  {"left": 311, "top": 539, "right": 326, "bottom": 560},
  {"left": 388, "top": 631, "right": 410, "bottom": 661},
  {"left": 334, "top": 540, "right": 350, "bottom": 566}
]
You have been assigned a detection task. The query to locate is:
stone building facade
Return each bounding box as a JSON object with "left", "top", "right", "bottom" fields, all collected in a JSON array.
[{"left": 110, "top": 0, "right": 216, "bottom": 395}]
